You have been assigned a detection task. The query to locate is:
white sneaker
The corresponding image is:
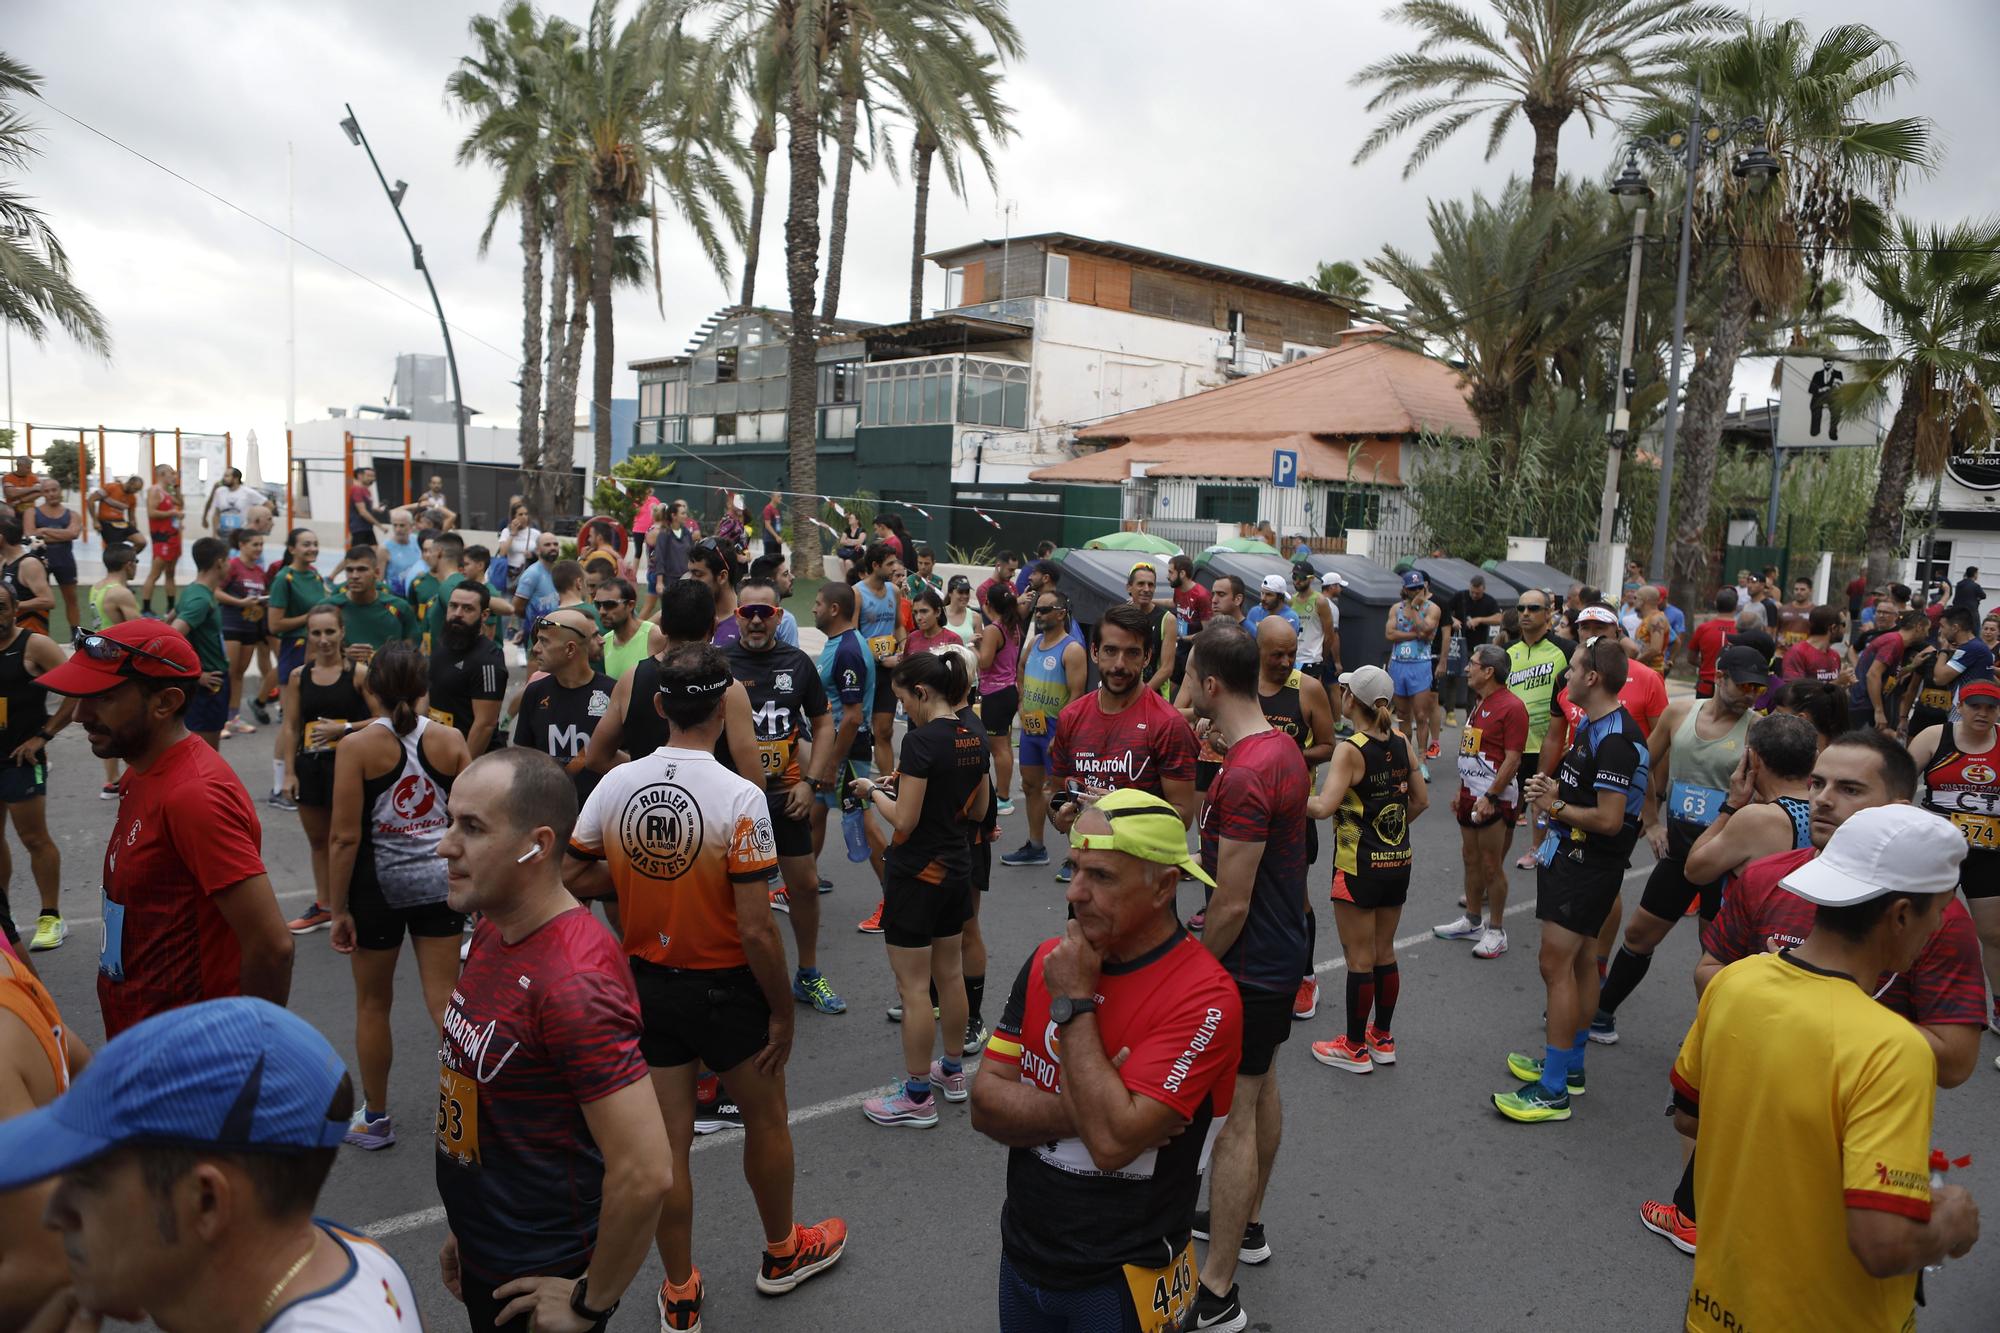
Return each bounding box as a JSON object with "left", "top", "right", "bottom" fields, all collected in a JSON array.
[
  {"left": 1432, "top": 913, "right": 1482, "bottom": 941},
  {"left": 1472, "top": 927, "right": 1508, "bottom": 959}
]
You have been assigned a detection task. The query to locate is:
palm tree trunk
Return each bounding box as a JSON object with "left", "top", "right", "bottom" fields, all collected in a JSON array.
[
  {"left": 517, "top": 185, "right": 545, "bottom": 514},
  {"left": 589, "top": 193, "right": 617, "bottom": 481},
  {"left": 1666, "top": 267, "right": 1755, "bottom": 609},
  {"left": 529, "top": 212, "right": 569, "bottom": 521},
  {"left": 1525, "top": 104, "right": 1567, "bottom": 198},
  {"left": 1864, "top": 390, "right": 1921, "bottom": 584},
  {"left": 783, "top": 80, "right": 823, "bottom": 571},
  {"left": 554, "top": 252, "right": 591, "bottom": 516},
  {"left": 820, "top": 81, "right": 860, "bottom": 323},
  {"left": 909, "top": 136, "right": 934, "bottom": 322},
  {"left": 740, "top": 115, "right": 775, "bottom": 308}
]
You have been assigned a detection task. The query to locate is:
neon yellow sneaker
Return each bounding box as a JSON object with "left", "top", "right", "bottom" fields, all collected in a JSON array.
[
  {"left": 1493, "top": 1081, "right": 1572, "bottom": 1123},
  {"left": 1505, "top": 1051, "right": 1585, "bottom": 1094},
  {"left": 28, "top": 913, "right": 65, "bottom": 953}
]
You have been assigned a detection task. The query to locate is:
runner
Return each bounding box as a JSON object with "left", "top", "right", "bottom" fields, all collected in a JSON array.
[
  {"left": 1908, "top": 676, "right": 2000, "bottom": 1025},
  {"left": 856, "top": 541, "right": 905, "bottom": 761},
  {"left": 325, "top": 546, "right": 417, "bottom": 659},
  {"left": 203, "top": 467, "right": 257, "bottom": 543},
  {"left": 435, "top": 748, "right": 669, "bottom": 1333},
  {"left": 1668, "top": 807, "right": 1979, "bottom": 1332},
  {"left": 0, "top": 584, "right": 76, "bottom": 955},
  {"left": 1684, "top": 588, "right": 1737, "bottom": 698},
  {"left": 0, "top": 931, "right": 85, "bottom": 1324},
  {"left": 1306, "top": 663, "right": 1426, "bottom": 1074},
  {"left": 410, "top": 530, "right": 470, "bottom": 654},
  {"left": 139, "top": 464, "right": 183, "bottom": 614},
  {"left": 514, "top": 607, "right": 615, "bottom": 804},
  {"left": 347, "top": 465, "right": 386, "bottom": 546},
  {"left": 427, "top": 580, "right": 508, "bottom": 756},
  {"left": 943, "top": 573, "right": 982, "bottom": 648},
  {"left": 1912, "top": 607, "right": 1996, "bottom": 734},
  {"left": 1242, "top": 574, "right": 1301, "bottom": 634},
  {"left": 970, "top": 789, "right": 1242, "bottom": 1333},
  {"left": 1678, "top": 713, "right": 1819, "bottom": 888},
  {"left": 1168, "top": 553, "right": 1211, "bottom": 690},
  {"left": 1633, "top": 585, "right": 1671, "bottom": 670},
  {"left": 1319, "top": 571, "right": 1346, "bottom": 683},
  {"left": 1778, "top": 605, "right": 1844, "bottom": 685},
  {"left": 217, "top": 529, "right": 271, "bottom": 738},
  {"left": 1000, "top": 589, "right": 1088, "bottom": 870},
  {"left": 1503, "top": 589, "right": 1574, "bottom": 870},
  {"left": 324, "top": 640, "right": 470, "bottom": 1150},
  {"left": 88, "top": 471, "right": 145, "bottom": 553},
  {"left": 938, "top": 642, "right": 1000, "bottom": 1052},
  {"left": 1176, "top": 575, "right": 1250, "bottom": 837},
  {"left": 1774, "top": 574, "right": 1815, "bottom": 647},
  {"left": 723, "top": 576, "right": 845, "bottom": 1015},
  {"left": 169, "top": 536, "right": 233, "bottom": 748},
  {"left": 806, "top": 582, "right": 878, "bottom": 918},
  {"left": 564, "top": 644, "right": 846, "bottom": 1328},
  {"left": 510, "top": 530, "right": 565, "bottom": 643},
  {"left": 0, "top": 512, "right": 52, "bottom": 638},
  {"left": 853, "top": 650, "right": 989, "bottom": 1128},
  {"left": 747, "top": 552, "right": 802, "bottom": 647},
  {"left": 1124, "top": 563, "right": 1178, "bottom": 698},
  {"left": 1852, "top": 610, "right": 1927, "bottom": 734},
  {"left": 976, "top": 581, "right": 1025, "bottom": 816},
  {"left": 1434, "top": 643, "right": 1528, "bottom": 959},
  {"left": 30, "top": 479, "right": 80, "bottom": 632},
  {"left": 597, "top": 577, "right": 658, "bottom": 680},
  {"left": 904, "top": 586, "right": 959, "bottom": 656},
  {"left": 0, "top": 998, "right": 419, "bottom": 1332},
  {"left": 275, "top": 605, "right": 372, "bottom": 938},
  {"left": 1385, "top": 571, "right": 1444, "bottom": 775},
  {"left": 86, "top": 543, "right": 141, "bottom": 797},
  {"left": 1587, "top": 645, "right": 1766, "bottom": 1044},
  {"left": 1181, "top": 622, "right": 1309, "bottom": 1332},
  {"left": 581, "top": 580, "right": 759, "bottom": 781},
  {"left": 1494, "top": 637, "right": 1648, "bottom": 1123}
]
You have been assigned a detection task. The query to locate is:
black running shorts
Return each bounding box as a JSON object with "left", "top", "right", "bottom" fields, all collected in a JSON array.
[
  {"left": 631, "top": 961, "right": 770, "bottom": 1072},
  {"left": 1535, "top": 854, "right": 1624, "bottom": 937},
  {"left": 1638, "top": 854, "right": 1721, "bottom": 923},
  {"left": 882, "top": 872, "right": 973, "bottom": 949},
  {"left": 1236, "top": 982, "right": 1293, "bottom": 1077}
]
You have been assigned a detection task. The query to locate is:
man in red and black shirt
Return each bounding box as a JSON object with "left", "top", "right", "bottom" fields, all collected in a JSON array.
[
  {"left": 1685, "top": 588, "right": 1738, "bottom": 698},
  {"left": 971, "top": 788, "right": 1240, "bottom": 1333},
  {"left": 39, "top": 619, "right": 292, "bottom": 1038},
  {"left": 1635, "top": 729, "right": 1986, "bottom": 1255},
  {"left": 436, "top": 749, "right": 669, "bottom": 1333},
  {"left": 1167, "top": 554, "right": 1211, "bottom": 689}
]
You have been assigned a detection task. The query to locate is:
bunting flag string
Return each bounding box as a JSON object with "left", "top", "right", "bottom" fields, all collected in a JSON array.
[
  {"left": 972, "top": 507, "right": 1003, "bottom": 529},
  {"left": 901, "top": 501, "right": 933, "bottom": 519},
  {"left": 822, "top": 496, "right": 849, "bottom": 519}
]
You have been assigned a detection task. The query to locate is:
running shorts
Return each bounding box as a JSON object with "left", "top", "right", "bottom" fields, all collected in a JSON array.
[
  {"left": 293, "top": 752, "right": 335, "bottom": 809},
  {"left": 1236, "top": 983, "right": 1293, "bottom": 1077},
  {"left": 1535, "top": 854, "right": 1624, "bottom": 937},
  {"left": 1387, "top": 659, "right": 1433, "bottom": 699},
  {"left": 631, "top": 960, "right": 770, "bottom": 1072},
  {"left": 1453, "top": 787, "right": 1520, "bottom": 828},
  {"left": 763, "top": 790, "right": 812, "bottom": 859},
  {"left": 185, "top": 680, "right": 230, "bottom": 734},
  {"left": 0, "top": 759, "right": 46, "bottom": 804},
  {"left": 1330, "top": 868, "right": 1410, "bottom": 910},
  {"left": 1195, "top": 759, "right": 1222, "bottom": 793},
  {"left": 348, "top": 873, "right": 465, "bottom": 952},
  {"left": 980, "top": 686, "right": 1019, "bottom": 737},
  {"left": 882, "top": 872, "right": 973, "bottom": 949},
  {"left": 1637, "top": 854, "right": 1722, "bottom": 922},
  {"left": 1019, "top": 731, "right": 1054, "bottom": 769}
]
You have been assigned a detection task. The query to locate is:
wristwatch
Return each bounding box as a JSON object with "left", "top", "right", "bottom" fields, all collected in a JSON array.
[
  {"left": 1050, "top": 995, "right": 1098, "bottom": 1025},
  {"left": 1550, "top": 799, "right": 1568, "bottom": 816},
  {"left": 569, "top": 1275, "right": 618, "bottom": 1322}
]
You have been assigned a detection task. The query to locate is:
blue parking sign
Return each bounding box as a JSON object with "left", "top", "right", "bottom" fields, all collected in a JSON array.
[{"left": 1271, "top": 449, "right": 1298, "bottom": 489}]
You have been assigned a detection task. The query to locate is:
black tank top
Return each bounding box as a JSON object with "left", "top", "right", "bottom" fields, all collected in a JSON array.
[
  {"left": 0, "top": 631, "right": 47, "bottom": 754},
  {"left": 626, "top": 653, "right": 737, "bottom": 771},
  {"left": 1260, "top": 671, "right": 1310, "bottom": 756},
  {"left": 1333, "top": 731, "right": 1414, "bottom": 880},
  {"left": 1, "top": 556, "right": 47, "bottom": 636},
  {"left": 294, "top": 662, "right": 370, "bottom": 758}
]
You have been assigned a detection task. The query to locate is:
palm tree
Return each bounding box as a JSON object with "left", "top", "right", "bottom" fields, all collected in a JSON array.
[
  {"left": 1352, "top": 0, "right": 1737, "bottom": 196},
  {"left": 1647, "top": 19, "right": 1932, "bottom": 607},
  {"left": 781, "top": 0, "right": 832, "bottom": 569},
  {"left": 0, "top": 54, "right": 109, "bottom": 359},
  {"left": 1830, "top": 218, "right": 2000, "bottom": 583},
  {"left": 889, "top": 41, "right": 1013, "bottom": 320},
  {"left": 1305, "top": 259, "right": 1372, "bottom": 304}
]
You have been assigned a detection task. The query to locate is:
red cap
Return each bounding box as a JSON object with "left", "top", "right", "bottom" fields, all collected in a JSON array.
[
  {"left": 1959, "top": 679, "right": 2000, "bottom": 705},
  {"left": 40, "top": 620, "right": 201, "bottom": 697}
]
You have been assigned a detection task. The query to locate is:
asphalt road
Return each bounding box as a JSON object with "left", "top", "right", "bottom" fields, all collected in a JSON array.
[{"left": 14, "top": 716, "right": 1999, "bottom": 1332}]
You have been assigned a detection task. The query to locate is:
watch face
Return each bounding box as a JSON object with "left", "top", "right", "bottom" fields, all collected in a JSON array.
[{"left": 1051, "top": 997, "right": 1073, "bottom": 1023}]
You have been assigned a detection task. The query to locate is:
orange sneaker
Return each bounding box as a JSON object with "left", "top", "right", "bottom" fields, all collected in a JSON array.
[
  {"left": 1310, "top": 1035, "right": 1372, "bottom": 1074},
  {"left": 657, "top": 1270, "right": 703, "bottom": 1330},
  {"left": 856, "top": 901, "right": 884, "bottom": 934},
  {"left": 1291, "top": 977, "right": 1318, "bottom": 1020},
  {"left": 1365, "top": 1024, "right": 1397, "bottom": 1065},
  {"left": 757, "top": 1218, "right": 848, "bottom": 1295},
  {"left": 1639, "top": 1199, "right": 1696, "bottom": 1255}
]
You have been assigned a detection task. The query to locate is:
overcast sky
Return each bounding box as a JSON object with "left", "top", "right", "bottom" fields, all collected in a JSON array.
[{"left": 6, "top": 0, "right": 1997, "bottom": 480}]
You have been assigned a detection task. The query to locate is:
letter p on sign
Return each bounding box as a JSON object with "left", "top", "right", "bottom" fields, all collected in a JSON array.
[{"left": 1271, "top": 449, "right": 1298, "bottom": 489}]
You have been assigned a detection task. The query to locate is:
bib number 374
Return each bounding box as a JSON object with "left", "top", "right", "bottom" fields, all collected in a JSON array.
[{"left": 1123, "top": 1242, "right": 1196, "bottom": 1333}]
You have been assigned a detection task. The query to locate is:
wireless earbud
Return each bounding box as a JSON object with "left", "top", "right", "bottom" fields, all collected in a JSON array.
[{"left": 516, "top": 845, "right": 541, "bottom": 864}]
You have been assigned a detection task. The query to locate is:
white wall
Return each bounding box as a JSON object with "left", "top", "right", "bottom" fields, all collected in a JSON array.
[{"left": 286, "top": 418, "right": 593, "bottom": 529}]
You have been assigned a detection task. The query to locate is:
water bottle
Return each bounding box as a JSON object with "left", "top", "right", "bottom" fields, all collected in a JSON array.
[{"left": 839, "top": 764, "right": 870, "bottom": 862}]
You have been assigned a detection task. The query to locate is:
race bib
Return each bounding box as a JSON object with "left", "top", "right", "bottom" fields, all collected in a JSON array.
[
  {"left": 0, "top": 698, "right": 8, "bottom": 728},
  {"left": 1021, "top": 712, "right": 1047, "bottom": 737},
  {"left": 436, "top": 1066, "right": 480, "bottom": 1165},
  {"left": 1948, "top": 811, "right": 2000, "bottom": 850},
  {"left": 1391, "top": 638, "right": 1425, "bottom": 662},
  {"left": 97, "top": 892, "right": 126, "bottom": 982},
  {"left": 243, "top": 600, "right": 265, "bottom": 623},
  {"left": 1459, "top": 725, "right": 1484, "bottom": 757},
  {"left": 758, "top": 736, "right": 796, "bottom": 780},
  {"left": 426, "top": 707, "right": 456, "bottom": 730},
  {"left": 1920, "top": 686, "right": 1953, "bottom": 711},
  {"left": 1123, "top": 1243, "right": 1197, "bottom": 1333},
  {"left": 1668, "top": 781, "right": 1726, "bottom": 825},
  {"left": 867, "top": 633, "right": 896, "bottom": 661},
  {"left": 218, "top": 512, "right": 243, "bottom": 533},
  {"left": 306, "top": 719, "right": 347, "bottom": 752}
]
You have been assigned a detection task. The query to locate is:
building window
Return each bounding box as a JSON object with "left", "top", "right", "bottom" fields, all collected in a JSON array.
[
  {"left": 944, "top": 266, "right": 965, "bottom": 309},
  {"left": 714, "top": 412, "right": 738, "bottom": 444},
  {"left": 956, "top": 360, "right": 1029, "bottom": 429},
  {"left": 1194, "top": 487, "right": 1258, "bottom": 524},
  {"left": 1046, "top": 254, "right": 1070, "bottom": 301},
  {"left": 715, "top": 347, "right": 738, "bottom": 383},
  {"left": 639, "top": 381, "right": 665, "bottom": 419}
]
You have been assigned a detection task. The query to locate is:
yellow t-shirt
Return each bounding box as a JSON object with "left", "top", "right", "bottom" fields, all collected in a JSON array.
[{"left": 1671, "top": 951, "right": 1936, "bottom": 1333}]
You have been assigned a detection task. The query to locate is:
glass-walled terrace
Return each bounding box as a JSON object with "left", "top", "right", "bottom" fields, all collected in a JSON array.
[{"left": 862, "top": 355, "right": 1028, "bottom": 430}]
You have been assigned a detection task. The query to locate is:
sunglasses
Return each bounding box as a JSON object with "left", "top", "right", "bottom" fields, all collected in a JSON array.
[
  {"left": 72, "top": 629, "right": 188, "bottom": 674},
  {"left": 1517, "top": 602, "right": 1548, "bottom": 612},
  {"left": 538, "top": 620, "right": 597, "bottom": 644},
  {"left": 1035, "top": 604, "right": 1063, "bottom": 615},
  {"left": 593, "top": 599, "right": 626, "bottom": 611},
  {"left": 736, "top": 604, "right": 780, "bottom": 622}
]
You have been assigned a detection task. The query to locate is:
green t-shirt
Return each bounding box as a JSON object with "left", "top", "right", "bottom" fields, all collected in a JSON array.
[
  {"left": 175, "top": 583, "right": 229, "bottom": 674},
  {"left": 267, "top": 566, "right": 330, "bottom": 648},
  {"left": 418, "top": 571, "right": 467, "bottom": 655},
  {"left": 326, "top": 590, "right": 416, "bottom": 650}
]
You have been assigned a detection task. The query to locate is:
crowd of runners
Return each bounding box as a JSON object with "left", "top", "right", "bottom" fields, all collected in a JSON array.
[{"left": 0, "top": 466, "right": 1988, "bottom": 1332}]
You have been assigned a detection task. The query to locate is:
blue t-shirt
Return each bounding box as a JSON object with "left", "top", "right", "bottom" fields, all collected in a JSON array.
[
  {"left": 513, "top": 560, "right": 559, "bottom": 633},
  {"left": 1243, "top": 604, "right": 1302, "bottom": 634},
  {"left": 383, "top": 534, "right": 426, "bottom": 596},
  {"left": 817, "top": 628, "right": 876, "bottom": 764},
  {"left": 1945, "top": 637, "right": 1996, "bottom": 688},
  {"left": 777, "top": 609, "right": 800, "bottom": 648}
]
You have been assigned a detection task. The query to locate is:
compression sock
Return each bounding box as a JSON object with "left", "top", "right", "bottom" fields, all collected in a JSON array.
[
  {"left": 1673, "top": 1153, "right": 1697, "bottom": 1223},
  {"left": 1345, "top": 972, "right": 1374, "bottom": 1046},
  {"left": 1305, "top": 907, "right": 1317, "bottom": 959},
  {"left": 966, "top": 974, "right": 986, "bottom": 1026},
  {"left": 1540, "top": 1044, "right": 1569, "bottom": 1096},
  {"left": 1569, "top": 1030, "right": 1589, "bottom": 1075},
  {"left": 1371, "top": 963, "right": 1400, "bottom": 1032},
  {"left": 904, "top": 1076, "right": 933, "bottom": 1104},
  {"left": 939, "top": 1057, "right": 962, "bottom": 1076},
  {"left": 1597, "top": 945, "right": 1653, "bottom": 1016}
]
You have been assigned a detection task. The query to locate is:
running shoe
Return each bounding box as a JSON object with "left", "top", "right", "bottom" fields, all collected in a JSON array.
[
  {"left": 1191, "top": 1212, "right": 1270, "bottom": 1265},
  {"left": 1365, "top": 1024, "right": 1396, "bottom": 1065},
  {"left": 1433, "top": 913, "right": 1483, "bottom": 941},
  {"left": 963, "top": 1019, "right": 988, "bottom": 1055},
  {"left": 1639, "top": 1200, "right": 1697, "bottom": 1255},
  {"left": 994, "top": 797, "right": 1016, "bottom": 816},
  {"left": 247, "top": 696, "right": 270, "bottom": 725},
  {"left": 999, "top": 841, "right": 1049, "bottom": 867},
  {"left": 342, "top": 1110, "right": 396, "bottom": 1150},
  {"left": 1185, "top": 1281, "right": 1246, "bottom": 1332},
  {"left": 1309, "top": 1036, "right": 1372, "bottom": 1074},
  {"left": 28, "top": 913, "right": 65, "bottom": 952},
  {"left": 856, "top": 901, "right": 884, "bottom": 934},
  {"left": 1291, "top": 977, "right": 1318, "bottom": 1020},
  {"left": 99, "top": 782, "right": 120, "bottom": 800},
  {"left": 1444, "top": 712, "right": 1458, "bottom": 728},
  {"left": 817, "top": 877, "right": 834, "bottom": 893},
  {"left": 1472, "top": 927, "right": 1509, "bottom": 959},
  {"left": 1493, "top": 1082, "right": 1573, "bottom": 1122},
  {"left": 928, "top": 1058, "right": 969, "bottom": 1103},
  {"left": 885, "top": 1002, "right": 938, "bottom": 1023},
  {"left": 267, "top": 790, "right": 298, "bottom": 812},
  {"left": 1425, "top": 739, "right": 1441, "bottom": 760},
  {"left": 862, "top": 1087, "right": 939, "bottom": 1129},
  {"left": 769, "top": 888, "right": 791, "bottom": 914},
  {"left": 224, "top": 718, "right": 257, "bottom": 736},
  {"left": 286, "top": 903, "right": 333, "bottom": 935},
  {"left": 1419, "top": 761, "right": 1431, "bottom": 782},
  {"left": 756, "top": 1219, "right": 848, "bottom": 1295},
  {"left": 792, "top": 971, "right": 846, "bottom": 1015},
  {"left": 657, "top": 1271, "right": 704, "bottom": 1331},
  {"left": 1504, "top": 1051, "right": 1586, "bottom": 1094},
  {"left": 1187, "top": 909, "right": 1207, "bottom": 931},
  {"left": 1588, "top": 1012, "right": 1619, "bottom": 1045},
  {"left": 1054, "top": 860, "right": 1073, "bottom": 884},
  {"left": 1514, "top": 850, "right": 1538, "bottom": 870},
  {"left": 694, "top": 1095, "right": 744, "bottom": 1135}
]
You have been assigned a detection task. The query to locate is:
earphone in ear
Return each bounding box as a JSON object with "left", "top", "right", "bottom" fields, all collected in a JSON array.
[{"left": 516, "top": 845, "right": 541, "bottom": 864}]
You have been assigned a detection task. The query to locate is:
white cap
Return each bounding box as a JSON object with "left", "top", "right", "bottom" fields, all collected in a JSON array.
[
  {"left": 1779, "top": 805, "right": 1967, "bottom": 906},
  {"left": 1260, "top": 574, "right": 1288, "bottom": 595},
  {"left": 1337, "top": 664, "right": 1394, "bottom": 708},
  {"left": 1321, "top": 571, "right": 1348, "bottom": 589},
  {"left": 1575, "top": 605, "right": 1619, "bottom": 628}
]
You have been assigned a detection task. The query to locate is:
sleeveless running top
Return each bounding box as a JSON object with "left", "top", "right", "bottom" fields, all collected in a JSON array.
[
  {"left": 602, "top": 625, "right": 653, "bottom": 681},
  {"left": 1922, "top": 728, "right": 2000, "bottom": 875},
  {"left": 0, "top": 555, "right": 48, "bottom": 636},
  {"left": 983, "top": 623, "right": 1021, "bottom": 692},
  {"left": 944, "top": 605, "right": 979, "bottom": 648},
  {"left": 1333, "top": 730, "right": 1414, "bottom": 881},
  {"left": 1390, "top": 600, "right": 1434, "bottom": 664},
  {"left": 1776, "top": 794, "right": 1813, "bottom": 850},
  {"left": 0, "top": 631, "right": 47, "bottom": 756},
  {"left": 1664, "top": 703, "right": 1754, "bottom": 855},
  {"left": 358, "top": 716, "right": 452, "bottom": 908},
  {"left": 1018, "top": 631, "right": 1076, "bottom": 738},
  {"left": 31, "top": 506, "right": 72, "bottom": 553},
  {"left": 87, "top": 582, "right": 109, "bottom": 629},
  {"left": 295, "top": 664, "right": 370, "bottom": 758},
  {"left": 1291, "top": 593, "right": 1324, "bottom": 665},
  {"left": 856, "top": 580, "right": 899, "bottom": 661},
  {"left": 1260, "top": 670, "right": 1312, "bottom": 755},
  {"left": 0, "top": 960, "right": 68, "bottom": 1099}
]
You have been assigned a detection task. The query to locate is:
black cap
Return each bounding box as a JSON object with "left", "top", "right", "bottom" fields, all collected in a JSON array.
[{"left": 1717, "top": 644, "right": 1770, "bottom": 685}]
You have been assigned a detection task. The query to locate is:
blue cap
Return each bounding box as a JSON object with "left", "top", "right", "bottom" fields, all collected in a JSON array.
[
  {"left": 1402, "top": 570, "right": 1427, "bottom": 589},
  {"left": 0, "top": 998, "right": 349, "bottom": 1191}
]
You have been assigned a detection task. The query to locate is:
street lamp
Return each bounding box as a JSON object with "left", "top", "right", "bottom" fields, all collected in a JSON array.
[
  {"left": 337, "top": 102, "right": 468, "bottom": 477},
  {"left": 1618, "top": 74, "right": 1773, "bottom": 587}
]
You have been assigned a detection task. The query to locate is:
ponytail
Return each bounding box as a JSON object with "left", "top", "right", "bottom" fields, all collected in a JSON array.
[
  {"left": 365, "top": 640, "right": 428, "bottom": 735},
  {"left": 1372, "top": 699, "right": 1395, "bottom": 735}
]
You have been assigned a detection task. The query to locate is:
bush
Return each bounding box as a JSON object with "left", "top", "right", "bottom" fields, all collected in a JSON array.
[
  {"left": 590, "top": 455, "right": 676, "bottom": 528},
  {"left": 40, "top": 440, "right": 91, "bottom": 493}
]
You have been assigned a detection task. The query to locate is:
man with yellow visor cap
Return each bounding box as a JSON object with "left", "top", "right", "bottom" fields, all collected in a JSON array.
[{"left": 972, "top": 788, "right": 1243, "bottom": 1333}]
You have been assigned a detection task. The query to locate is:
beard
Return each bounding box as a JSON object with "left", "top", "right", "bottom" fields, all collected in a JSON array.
[{"left": 442, "top": 621, "right": 480, "bottom": 652}]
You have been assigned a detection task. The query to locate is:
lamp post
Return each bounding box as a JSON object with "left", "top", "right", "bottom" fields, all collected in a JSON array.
[
  {"left": 339, "top": 104, "right": 469, "bottom": 478},
  {"left": 1617, "top": 74, "right": 1777, "bottom": 585}
]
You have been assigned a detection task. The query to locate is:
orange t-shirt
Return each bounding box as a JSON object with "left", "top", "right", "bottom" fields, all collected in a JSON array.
[
  {"left": 4, "top": 472, "right": 38, "bottom": 515},
  {"left": 0, "top": 956, "right": 71, "bottom": 1098},
  {"left": 568, "top": 745, "right": 778, "bottom": 970},
  {"left": 95, "top": 481, "right": 134, "bottom": 526}
]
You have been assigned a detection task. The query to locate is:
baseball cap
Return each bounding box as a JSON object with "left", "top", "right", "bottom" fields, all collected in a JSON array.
[
  {"left": 39, "top": 620, "right": 200, "bottom": 696},
  {"left": 947, "top": 574, "right": 972, "bottom": 593},
  {"left": 1779, "top": 805, "right": 1967, "bottom": 907},
  {"left": 1401, "top": 570, "right": 1427, "bottom": 590},
  {"left": 1320, "top": 570, "right": 1348, "bottom": 589},
  {"left": 1068, "top": 787, "right": 1215, "bottom": 887},
  {"left": 0, "top": 998, "right": 350, "bottom": 1192},
  {"left": 1575, "top": 604, "right": 1620, "bottom": 629},
  {"left": 1260, "top": 574, "right": 1288, "bottom": 595},
  {"left": 1959, "top": 679, "right": 2000, "bottom": 705},
  {"left": 1717, "top": 644, "right": 1771, "bottom": 685},
  {"left": 1338, "top": 664, "right": 1394, "bottom": 709}
]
